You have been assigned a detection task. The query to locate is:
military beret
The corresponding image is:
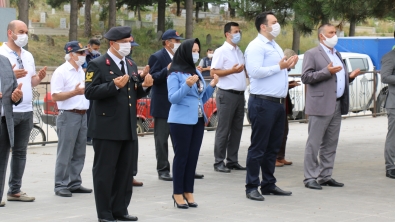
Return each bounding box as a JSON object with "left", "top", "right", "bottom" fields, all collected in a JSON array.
[
  {"left": 162, "top": 29, "right": 184, "bottom": 40},
  {"left": 104, "top": 26, "right": 131, "bottom": 41}
]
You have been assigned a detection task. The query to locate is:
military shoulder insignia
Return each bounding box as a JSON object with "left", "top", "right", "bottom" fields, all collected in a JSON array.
[
  {"left": 86, "top": 71, "right": 94, "bottom": 82},
  {"left": 127, "top": 59, "right": 133, "bottom": 66}
]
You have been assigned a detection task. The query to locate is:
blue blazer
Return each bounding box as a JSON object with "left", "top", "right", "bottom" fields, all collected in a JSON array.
[
  {"left": 167, "top": 70, "right": 215, "bottom": 125},
  {"left": 148, "top": 48, "right": 172, "bottom": 118}
]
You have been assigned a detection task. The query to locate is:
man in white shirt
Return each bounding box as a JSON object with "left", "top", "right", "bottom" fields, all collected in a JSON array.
[
  {"left": 244, "top": 12, "right": 297, "bottom": 201},
  {"left": 211, "top": 22, "right": 247, "bottom": 173},
  {"left": 51, "top": 41, "right": 92, "bottom": 197},
  {"left": 0, "top": 20, "right": 46, "bottom": 203}
]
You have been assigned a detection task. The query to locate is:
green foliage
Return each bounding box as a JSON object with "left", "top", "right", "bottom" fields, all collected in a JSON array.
[{"left": 165, "top": 17, "right": 174, "bottom": 30}]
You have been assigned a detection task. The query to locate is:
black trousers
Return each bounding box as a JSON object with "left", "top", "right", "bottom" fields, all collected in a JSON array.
[
  {"left": 92, "top": 139, "right": 135, "bottom": 220},
  {"left": 277, "top": 113, "right": 289, "bottom": 160},
  {"left": 154, "top": 117, "right": 171, "bottom": 174},
  {"left": 170, "top": 118, "right": 205, "bottom": 194},
  {"left": 245, "top": 97, "right": 285, "bottom": 193}
]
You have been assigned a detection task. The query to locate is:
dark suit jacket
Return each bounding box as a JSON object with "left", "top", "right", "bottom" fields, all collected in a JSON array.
[
  {"left": 0, "top": 55, "right": 21, "bottom": 147},
  {"left": 381, "top": 49, "right": 395, "bottom": 108},
  {"left": 85, "top": 53, "right": 149, "bottom": 141},
  {"left": 148, "top": 48, "right": 172, "bottom": 118},
  {"left": 301, "top": 44, "right": 353, "bottom": 116}
]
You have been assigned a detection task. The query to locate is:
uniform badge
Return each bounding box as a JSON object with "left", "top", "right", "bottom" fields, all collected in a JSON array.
[
  {"left": 127, "top": 59, "right": 133, "bottom": 66},
  {"left": 109, "top": 71, "right": 114, "bottom": 74},
  {"left": 86, "top": 72, "right": 94, "bottom": 82},
  {"left": 106, "top": 58, "right": 110, "bottom": 66}
]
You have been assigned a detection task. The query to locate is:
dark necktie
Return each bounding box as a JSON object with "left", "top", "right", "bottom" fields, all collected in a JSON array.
[{"left": 120, "top": 60, "right": 126, "bottom": 75}]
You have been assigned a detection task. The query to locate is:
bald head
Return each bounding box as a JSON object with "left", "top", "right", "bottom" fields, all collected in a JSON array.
[{"left": 7, "top": 20, "right": 29, "bottom": 49}]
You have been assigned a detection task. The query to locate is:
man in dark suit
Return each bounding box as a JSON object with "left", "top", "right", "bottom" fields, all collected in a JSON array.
[
  {"left": 0, "top": 54, "right": 23, "bottom": 207},
  {"left": 302, "top": 24, "right": 360, "bottom": 190},
  {"left": 85, "top": 26, "right": 153, "bottom": 222},
  {"left": 381, "top": 40, "right": 395, "bottom": 179},
  {"left": 148, "top": 29, "right": 183, "bottom": 181}
]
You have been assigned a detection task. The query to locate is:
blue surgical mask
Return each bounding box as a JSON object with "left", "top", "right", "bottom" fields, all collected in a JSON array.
[
  {"left": 91, "top": 50, "right": 99, "bottom": 55},
  {"left": 231, "top": 33, "right": 241, "bottom": 45},
  {"left": 192, "top": 53, "right": 199, "bottom": 63}
]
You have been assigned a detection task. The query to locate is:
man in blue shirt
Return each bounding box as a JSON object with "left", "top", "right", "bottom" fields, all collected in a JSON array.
[{"left": 244, "top": 11, "right": 297, "bottom": 201}]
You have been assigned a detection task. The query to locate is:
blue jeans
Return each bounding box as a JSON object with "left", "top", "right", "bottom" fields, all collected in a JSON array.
[{"left": 8, "top": 111, "right": 33, "bottom": 195}]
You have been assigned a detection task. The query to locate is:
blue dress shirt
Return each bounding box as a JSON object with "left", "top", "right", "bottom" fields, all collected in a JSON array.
[
  {"left": 245, "top": 34, "right": 288, "bottom": 98},
  {"left": 319, "top": 43, "right": 345, "bottom": 98}
]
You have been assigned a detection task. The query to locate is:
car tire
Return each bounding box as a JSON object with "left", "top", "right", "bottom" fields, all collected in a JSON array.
[
  {"left": 207, "top": 113, "right": 218, "bottom": 131},
  {"left": 375, "top": 87, "right": 388, "bottom": 114},
  {"left": 136, "top": 119, "right": 145, "bottom": 134}
]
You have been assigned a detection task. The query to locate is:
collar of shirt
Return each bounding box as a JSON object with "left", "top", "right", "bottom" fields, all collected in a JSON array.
[
  {"left": 107, "top": 49, "right": 126, "bottom": 66},
  {"left": 65, "top": 60, "right": 82, "bottom": 72},
  {"left": 165, "top": 48, "right": 174, "bottom": 60},
  {"left": 2, "top": 42, "right": 25, "bottom": 57},
  {"left": 257, "top": 33, "right": 277, "bottom": 46},
  {"left": 320, "top": 43, "right": 337, "bottom": 55},
  {"left": 223, "top": 41, "right": 239, "bottom": 51}
]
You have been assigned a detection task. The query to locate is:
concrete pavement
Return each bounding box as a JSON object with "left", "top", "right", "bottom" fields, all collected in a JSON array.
[{"left": 1, "top": 115, "right": 395, "bottom": 221}]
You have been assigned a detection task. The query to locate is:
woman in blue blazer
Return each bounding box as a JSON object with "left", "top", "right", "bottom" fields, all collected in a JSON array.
[{"left": 167, "top": 38, "right": 218, "bottom": 209}]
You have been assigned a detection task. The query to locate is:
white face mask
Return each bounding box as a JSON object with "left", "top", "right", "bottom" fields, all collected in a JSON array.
[
  {"left": 192, "top": 52, "right": 199, "bottom": 63},
  {"left": 322, "top": 34, "right": 338, "bottom": 48},
  {"left": 72, "top": 54, "right": 86, "bottom": 66},
  {"left": 269, "top": 23, "right": 281, "bottom": 38},
  {"left": 172, "top": 43, "right": 181, "bottom": 53},
  {"left": 12, "top": 32, "right": 28, "bottom": 48},
  {"left": 207, "top": 53, "right": 213, "bottom": 58},
  {"left": 113, "top": 42, "right": 131, "bottom": 57}
]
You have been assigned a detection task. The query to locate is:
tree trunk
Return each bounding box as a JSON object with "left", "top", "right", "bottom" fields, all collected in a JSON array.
[
  {"left": 228, "top": 2, "right": 235, "bottom": 18},
  {"left": 84, "top": 0, "right": 92, "bottom": 37},
  {"left": 292, "top": 25, "right": 301, "bottom": 54},
  {"left": 157, "top": 0, "right": 166, "bottom": 33},
  {"left": 108, "top": 0, "right": 116, "bottom": 31},
  {"left": 18, "top": 0, "right": 29, "bottom": 50},
  {"left": 349, "top": 18, "right": 356, "bottom": 36},
  {"left": 185, "top": 0, "right": 193, "bottom": 38},
  {"left": 69, "top": 0, "right": 78, "bottom": 41},
  {"left": 204, "top": 2, "right": 208, "bottom": 12},
  {"left": 137, "top": 5, "right": 141, "bottom": 22},
  {"left": 176, "top": 0, "right": 181, "bottom": 16},
  {"left": 195, "top": 2, "right": 200, "bottom": 23}
]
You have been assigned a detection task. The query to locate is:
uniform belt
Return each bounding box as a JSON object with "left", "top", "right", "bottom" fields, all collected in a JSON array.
[
  {"left": 251, "top": 94, "right": 284, "bottom": 104},
  {"left": 219, "top": 88, "right": 244, "bottom": 95},
  {"left": 65, "top": 109, "right": 87, "bottom": 115}
]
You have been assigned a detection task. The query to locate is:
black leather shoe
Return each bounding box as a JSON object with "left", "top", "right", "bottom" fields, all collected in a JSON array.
[
  {"left": 214, "top": 164, "right": 231, "bottom": 173},
  {"left": 319, "top": 178, "right": 344, "bottom": 187},
  {"left": 98, "top": 219, "right": 116, "bottom": 222},
  {"left": 158, "top": 173, "right": 173, "bottom": 181},
  {"left": 226, "top": 163, "right": 246, "bottom": 170},
  {"left": 194, "top": 173, "right": 204, "bottom": 179},
  {"left": 183, "top": 194, "right": 198, "bottom": 207},
  {"left": 386, "top": 169, "right": 395, "bottom": 179},
  {"left": 172, "top": 195, "right": 189, "bottom": 209},
  {"left": 114, "top": 215, "right": 138, "bottom": 221},
  {"left": 261, "top": 186, "right": 292, "bottom": 196},
  {"left": 55, "top": 189, "right": 72, "bottom": 197},
  {"left": 246, "top": 190, "right": 264, "bottom": 201},
  {"left": 70, "top": 186, "right": 93, "bottom": 193},
  {"left": 305, "top": 180, "right": 322, "bottom": 190}
]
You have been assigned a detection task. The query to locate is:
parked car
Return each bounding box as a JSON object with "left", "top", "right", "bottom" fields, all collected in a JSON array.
[{"left": 42, "top": 90, "right": 218, "bottom": 134}]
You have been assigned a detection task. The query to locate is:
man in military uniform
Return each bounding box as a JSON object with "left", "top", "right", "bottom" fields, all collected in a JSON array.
[{"left": 85, "top": 26, "right": 153, "bottom": 222}]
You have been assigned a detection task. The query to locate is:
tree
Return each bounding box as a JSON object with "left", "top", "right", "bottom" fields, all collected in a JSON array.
[
  {"left": 84, "top": 0, "right": 92, "bottom": 37},
  {"left": 108, "top": 0, "right": 116, "bottom": 31},
  {"left": 185, "top": 0, "right": 193, "bottom": 38},
  {"left": 69, "top": 0, "right": 78, "bottom": 41},
  {"left": 116, "top": 0, "right": 154, "bottom": 21},
  {"left": 157, "top": 0, "right": 166, "bottom": 33},
  {"left": 17, "top": 0, "right": 29, "bottom": 50}
]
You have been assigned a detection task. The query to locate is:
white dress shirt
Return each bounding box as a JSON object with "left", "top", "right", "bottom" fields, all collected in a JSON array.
[
  {"left": 210, "top": 41, "right": 246, "bottom": 91},
  {"left": 166, "top": 49, "right": 174, "bottom": 60},
  {"left": 0, "top": 43, "right": 36, "bottom": 112},
  {"left": 319, "top": 43, "right": 345, "bottom": 98},
  {"left": 245, "top": 34, "right": 288, "bottom": 98},
  {"left": 50, "top": 61, "right": 89, "bottom": 110},
  {"left": 107, "top": 50, "right": 128, "bottom": 74}
]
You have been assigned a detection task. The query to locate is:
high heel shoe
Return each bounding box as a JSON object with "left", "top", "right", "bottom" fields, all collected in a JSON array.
[
  {"left": 183, "top": 194, "right": 198, "bottom": 207},
  {"left": 172, "top": 195, "right": 189, "bottom": 209}
]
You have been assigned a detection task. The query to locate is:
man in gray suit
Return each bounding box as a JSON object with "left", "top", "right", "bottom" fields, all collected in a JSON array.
[
  {"left": 301, "top": 24, "right": 360, "bottom": 190},
  {"left": 381, "top": 45, "right": 395, "bottom": 179},
  {"left": 0, "top": 54, "right": 23, "bottom": 207}
]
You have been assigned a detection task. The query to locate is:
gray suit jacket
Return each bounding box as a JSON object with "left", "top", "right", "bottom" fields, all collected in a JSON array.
[
  {"left": 0, "top": 54, "right": 20, "bottom": 147},
  {"left": 381, "top": 49, "right": 395, "bottom": 108},
  {"left": 301, "top": 44, "right": 352, "bottom": 116}
]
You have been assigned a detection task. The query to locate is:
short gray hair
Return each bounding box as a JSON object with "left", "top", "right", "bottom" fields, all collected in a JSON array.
[{"left": 317, "top": 23, "right": 335, "bottom": 40}]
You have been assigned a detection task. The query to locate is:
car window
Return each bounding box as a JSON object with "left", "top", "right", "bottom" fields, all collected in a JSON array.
[
  {"left": 349, "top": 58, "right": 368, "bottom": 71},
  {"left": 288, "top": 59, "right": 303, "bottom": 75}
]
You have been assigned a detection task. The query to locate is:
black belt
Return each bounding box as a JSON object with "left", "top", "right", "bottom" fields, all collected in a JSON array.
[
  {"left": 251, "top": 94, "right": 284, "bottom": 104},
  {"left": 219, "top": 88, "right": 244, "bottom": 95},
  {"left": 65, "top": 109, "right": 87, "bottom": 115}
]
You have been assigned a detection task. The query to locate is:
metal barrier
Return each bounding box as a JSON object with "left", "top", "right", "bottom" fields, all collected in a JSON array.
[{"left": 28, "top": 71, "right": 388, "bottom": 145}]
